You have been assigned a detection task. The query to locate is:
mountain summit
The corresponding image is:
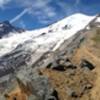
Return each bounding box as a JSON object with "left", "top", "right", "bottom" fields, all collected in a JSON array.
[
  {"left": 0, "top": 13, "right": 96, "bottom": 56},
  {"left": 0, "top": 21, "right": 24, "bottom": 38}
]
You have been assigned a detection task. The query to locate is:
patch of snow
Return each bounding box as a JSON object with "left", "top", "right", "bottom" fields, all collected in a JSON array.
[
  {"left": 0, "top": 24, "right": 3, "bottom": 27},
  {"left": 96, "top": 17, "right": 100, "bottom": 22}
]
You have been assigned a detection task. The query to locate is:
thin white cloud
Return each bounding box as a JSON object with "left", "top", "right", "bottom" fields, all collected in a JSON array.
[
  {"left": 76, "top": 0, "right": 80, "bottom": 5},
  {"left": 24, "top": 0, "right": 56, "bottom": 17},
  {"left": 56, "top": 0, "right": 81, "bottom": 16},
  {"left": 0, "top": 0, "right": 11, "bottom": 8},
  {"left": 1, "top": 0, "right": 81, "bottom": 25},
  {"left": 11, "top": 0, "right": 57, "bottom": 24},
  {"left": 19, "top": 20, "right": 26, "bottom": 29},
  {"left": 10, "top": 8, "right": 29, "bottom": 23},
  {"left": 57, "top": 1, "right": 73, "bottom": 16},
  {"left": 43, "top": 7, "right": 56, "bottom": 17}
]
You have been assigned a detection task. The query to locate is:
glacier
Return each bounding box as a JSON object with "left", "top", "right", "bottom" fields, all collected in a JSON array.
[{"left": 0, "top": 13, "right": 95, "bottom": 56}]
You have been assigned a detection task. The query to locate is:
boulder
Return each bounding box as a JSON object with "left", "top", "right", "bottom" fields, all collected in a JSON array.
[{"left": 80, "top": 59, "right": 95, "bottom": 70}]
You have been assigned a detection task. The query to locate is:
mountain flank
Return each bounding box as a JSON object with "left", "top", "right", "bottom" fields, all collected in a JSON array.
[{"left": 0, "top": 13, "right": 100, "bottom": 100}]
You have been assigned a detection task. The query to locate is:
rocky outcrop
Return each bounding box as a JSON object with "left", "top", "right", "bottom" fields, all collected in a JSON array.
[{"left": 80, "top": 59, "right": 95, "bottom": 70}]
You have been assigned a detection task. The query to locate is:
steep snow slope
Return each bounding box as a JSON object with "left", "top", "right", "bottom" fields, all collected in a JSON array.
[{"left": 0, "top": 13, "right": 95, "bottom": 56}]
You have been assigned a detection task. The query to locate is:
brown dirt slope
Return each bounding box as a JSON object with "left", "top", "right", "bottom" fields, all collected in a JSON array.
[{"left": 41, "top": 28, "right": 100, "bottom": 100}]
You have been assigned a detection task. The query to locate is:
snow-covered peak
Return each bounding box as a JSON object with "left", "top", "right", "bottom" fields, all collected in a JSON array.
[
  {"left": 0, "top": 21, "right": 11, "bottom": 26},
  {"left": 0, "top": 21, "right": 24, "bottom": 38},
  {"left": 0, "top": 13, "right": 97, "bottom": 56},
  {"left": 48, "top": 13, "right": 94, "bottom": 31}
]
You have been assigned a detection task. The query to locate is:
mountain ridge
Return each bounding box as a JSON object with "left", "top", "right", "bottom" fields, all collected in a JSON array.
[
  {"left": 0, "top": 20, "right": 24, "bottom": 38},
  {"left": 0, "top": 13, "right": 97, "bottom": 56},
  {"left": 0, "top": 13, "right": 100, "bottom": 100}
]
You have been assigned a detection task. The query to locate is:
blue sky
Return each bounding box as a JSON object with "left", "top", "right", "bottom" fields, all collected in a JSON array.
[{"left": 0, "top": 0, "right": 100, "bottom": 30}]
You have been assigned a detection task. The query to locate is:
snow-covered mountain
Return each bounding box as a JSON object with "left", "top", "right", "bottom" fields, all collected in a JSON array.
[
  {"left": 0, "top": 21, "right": 24, "bottom": 38},
  {"left": 0, "top": 13, "right": 96, "bottom": 56},
  {"left": 0, "top": 13, "right": 100, "bottom": 100},
  {"left": 0, "top": 13, "right": 100, "bottom": 78}
]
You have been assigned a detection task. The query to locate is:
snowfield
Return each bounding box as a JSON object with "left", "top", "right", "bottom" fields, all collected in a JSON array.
[{"left": 0, "top": 13, "right": 95, "bottom": 56}]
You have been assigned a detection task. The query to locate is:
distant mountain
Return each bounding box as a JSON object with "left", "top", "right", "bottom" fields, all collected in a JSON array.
[{"left": 0, "top": 21, "right": 24, "bottom": 38}]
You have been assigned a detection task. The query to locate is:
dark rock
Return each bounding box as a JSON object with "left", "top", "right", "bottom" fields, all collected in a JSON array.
[
  {"left": 65, "top": 64, "right": 77, "bottom": 69},
  {"left": 71, "top": 91, "right": 78, "bottom": 98},
  {"left": 50, "top": 90, "right": 59, "bottom": 100},
  {"left": 83, "top": 83, "right": 93, "bottom": 91},
  {"left": 41, "top": 32, "right": 46, "bottom": 35},
  {"left": 48, "top": 30, "right": 53, "bottom": 33},
  {"left": 52, "top": 64, "right": 65, "bottom": 71},
  {"left": 62, "top": 25, "right": 71, "bottom": 30},
  {"left": 80, "top": 59, "right": 95, "bottom": 70},
  {"left": 47, "top": 97, "right": 56, "bottom": 100},
  {"left": 46, "top": 57, "right": 76, "bottom": 71},
  {"left": 67, "top": 87, "right": 78, "bottom": 98},
  {"left": 66, "top": 58, "right": 71, "bottom": 62},
  {"left": 46, "top": 63, "right": 53, "bottom": 68}
]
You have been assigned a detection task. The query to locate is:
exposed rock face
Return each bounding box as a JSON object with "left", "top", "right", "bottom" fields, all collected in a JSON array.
[{"left": 2, "top": 69, "right": 59, "bottom": 100}]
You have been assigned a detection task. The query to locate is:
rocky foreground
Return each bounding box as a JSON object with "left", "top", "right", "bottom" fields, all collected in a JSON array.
[{"left": 0, "top": 15, "right": 100, "bottom": 100}]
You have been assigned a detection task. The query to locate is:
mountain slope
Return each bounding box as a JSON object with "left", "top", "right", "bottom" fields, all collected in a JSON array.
[
  {"left": 0, "top": 13, "right": 100, "bottom": 100},
  {"left": 40, "top": 22, "right": 100, "bottom": 100},
  {"left": 0, "top": 13, "right": 96, "bottom": 78},
  {"left": 0, "top": 13, "right": 95, "bottom": 56}
]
